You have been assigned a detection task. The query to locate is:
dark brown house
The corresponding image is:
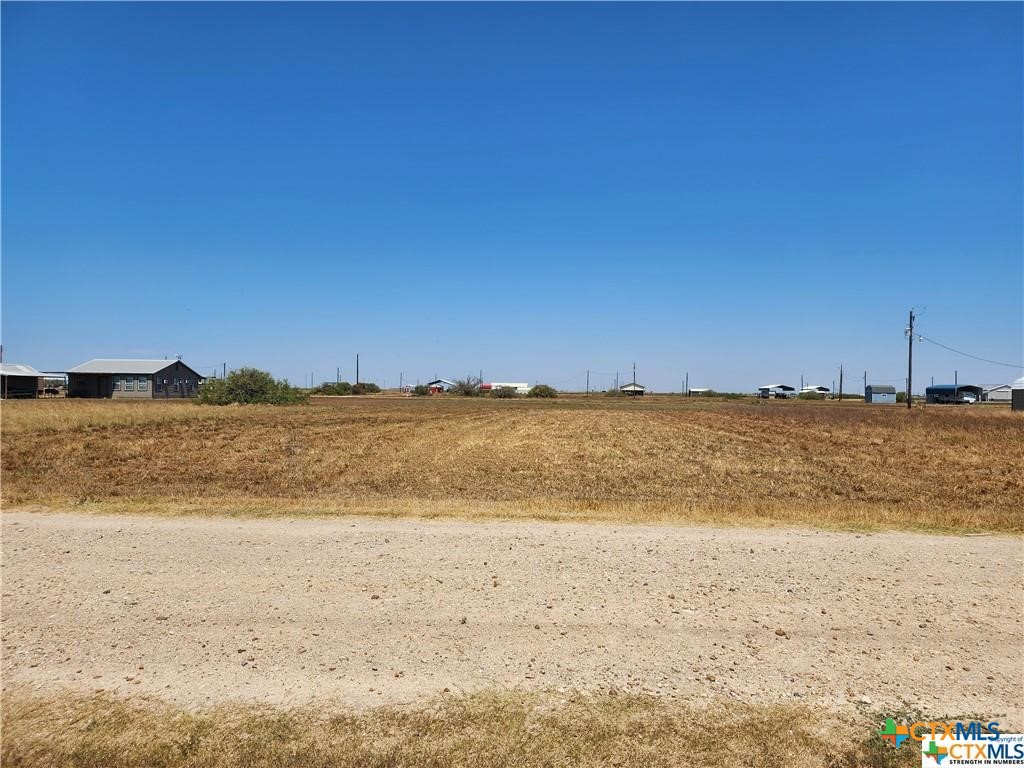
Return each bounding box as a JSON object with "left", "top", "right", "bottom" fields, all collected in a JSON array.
[{"left": 66, "top": 359, "right": 204, "bottom": 399}]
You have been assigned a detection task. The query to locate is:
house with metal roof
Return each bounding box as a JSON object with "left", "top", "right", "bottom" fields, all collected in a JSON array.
[
  {"left": 865, "top": 384, "right": 897, "bottom": 404},
  {"left": 66, "top": 359, "right": 204, "bottom": 399},
  {"left": 982, "top": 384, "right": 1013, "bottom": 403},
  {"left": 0, "top": 363, "right": 43, "bottom": 399},
  {"left": 619, "top": 382, "right": 646, "bottom": 396}
]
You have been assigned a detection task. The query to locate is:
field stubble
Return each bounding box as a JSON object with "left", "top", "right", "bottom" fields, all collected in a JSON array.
[{"left": 2, "top": 396, "right": 1021, "bottom": 531}]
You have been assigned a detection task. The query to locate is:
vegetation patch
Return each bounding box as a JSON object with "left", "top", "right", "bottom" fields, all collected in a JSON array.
[{"left": 0, "top": 688, "right": 921, "bottom": 768}]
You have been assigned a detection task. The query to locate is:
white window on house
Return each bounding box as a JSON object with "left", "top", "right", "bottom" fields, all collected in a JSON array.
[
  {"left": 113, "top": 376, "right": 121, "bottom": 391},
  {"left": 123, "top": 376, "right": 134, "bottom": 391},
  {"left": 173, "top": 378, "right": 181, "bottom": 392},
  {"left": 137, "top": 376, "right": 148, "bottom": 391},
  {"left": 156, "top": 378, "right": 164, "bottom": 392}
]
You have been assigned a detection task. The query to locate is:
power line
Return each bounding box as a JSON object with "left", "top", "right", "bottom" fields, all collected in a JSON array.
[{"left": 916, "top": 334, "right": 1023, "bottom": 369}]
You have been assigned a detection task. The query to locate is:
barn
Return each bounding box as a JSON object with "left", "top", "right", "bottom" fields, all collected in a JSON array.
[
  {"left": 424, "top": 379, "right": 455, "bottom": 394},
  {"left": 865, "top": 384, "right": 896, "bottom": 404},
  {"left": 0, "top": 363, "right": 43, "bottom": 399},
  {"left": 67, "top": 359, "right": 204, "bottom": 399}
]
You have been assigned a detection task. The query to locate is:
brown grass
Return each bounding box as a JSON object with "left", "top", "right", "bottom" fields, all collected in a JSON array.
[
  {"left": 0, "top": 687, "right": 919, "bottom": 768},
  {"left": 2, "top": 397, "right": 1022, "bottom": 532}
]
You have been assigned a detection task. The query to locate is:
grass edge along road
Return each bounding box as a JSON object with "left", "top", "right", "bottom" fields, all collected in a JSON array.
[{"left": 0, "top": 688, "right": 921, "bottom": 768}]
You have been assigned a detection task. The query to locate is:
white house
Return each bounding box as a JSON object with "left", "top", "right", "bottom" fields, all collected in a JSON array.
[{"left": 982, "top": 384, "right": 1013, "bottom": 403}]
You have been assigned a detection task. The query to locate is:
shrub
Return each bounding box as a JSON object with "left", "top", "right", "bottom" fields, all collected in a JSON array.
[
  {"left": 351, "top": 382, "right": 381, "bottom": 395},
  {"left": 412, "top": 384, "right": 429, "bottom": 396},
  {"left": 451, "top": 377, "right": 482, "bottom": 397},
  {"left": 315, "top": 382, "right": 352, "bottom": 396},
  {"left": 528, "top": 384, "right": 557, "bottom": 398},
  {"left": 492, "top": 386, "right": 519, "bottom": 399},
  {"left": 196, "top": 368, "right": 306, "bottom": 405},
  {"left": 798, "top": 392, "right": 825, "bottom": 400},
  {"left": 605, "top": 388, "right": 624, "bottom": 397}
]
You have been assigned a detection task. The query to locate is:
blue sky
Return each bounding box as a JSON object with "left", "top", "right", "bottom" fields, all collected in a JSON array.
[{"left": 3, "top": 2, "right": 1021, "bottom": 391}]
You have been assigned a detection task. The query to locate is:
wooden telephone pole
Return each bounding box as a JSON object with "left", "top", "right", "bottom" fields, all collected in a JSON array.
[{"left": 906, "top": 309, "right": 915, "bottom": 409}]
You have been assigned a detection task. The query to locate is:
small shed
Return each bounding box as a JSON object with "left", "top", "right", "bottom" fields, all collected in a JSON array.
[
  {"left": 425, "top": 379, "right": 455, "bottom": 394},
  {"left": 865, "top": 384, "right": 896, "bottom": 404},
  {"left": 1012, "top": 377, "right": 1024, "bottom": 412},
  {"left": 619, "top": 383, "right": 646, "bottom": 397},
  {"left": 688, "top": 388, "right": 711, "bottom": 396},
  {"left": 0, "top": 363, "right": 43, "bottom": 399}
]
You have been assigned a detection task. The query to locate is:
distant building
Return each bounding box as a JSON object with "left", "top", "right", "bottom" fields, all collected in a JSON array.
[
  {"left": 0, "top": 363, "right": 42, "bottom": 399},
  {"left": 619, "top": 383, "right": 646, "bottom": 397},
  {"left": 800, "top": 385, "right": 831, "bottom": 396},
  {"left": 1013, "top": 377, "right": 1024, "bottom": 412},
  {"left": 758, "top": 384, "right": 795, "bottom": 399},
  {"left": 424, "top": 379, "right": 455, "bottom": 394},
  {"left": 925, "top": 384, "right": 984, "bottom": 404},
  {"left": 688, "top": 387, "right": 711, "bottom": 396},
  {"left": 982, "top": 384, "right": 1013, "bottom": 403},
  {"left": 67, "top": 359, "right": 204, "bottom": 399},
  {"left": 481, "top": 382, "right": 530, "bottom": 395},
  {"left": 865, "top": 384, "right": 896, "bottom": 404}
]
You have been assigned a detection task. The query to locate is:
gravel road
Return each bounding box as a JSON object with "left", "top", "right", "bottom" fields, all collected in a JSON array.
[{"left": 2, "top": 511, "right": 1021, "bottom": 723}]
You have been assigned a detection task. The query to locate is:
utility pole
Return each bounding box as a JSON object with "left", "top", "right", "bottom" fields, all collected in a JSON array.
[
  {"left": 906, "top": 309, "right": 915, "bottom": 409},
  {"left": 586, "top": 370, "right": 590, "bottom": 396},
  {"left": 685, "top": 371, "right": 689, "bottom": 397},
  {"left": 863, "top": 370, "right": 867, "bottom": 392},
  {"left": 800, "top": 374, "right": 804, "bottom": 391},
  {"left": 955, "top": 370, "right": 958, "bottom": 391},
  {"left": 632, "top": 362, "right": 636, "bottom": 387},
  {"left": 223, "top": 362, "right": 226, "bottom": 379},
  {"left": 615, "top": 372, "right": 619, "bottom": 390},
  {"left": 356, "top": 354, "right": 360, "bottom": 385},
  {"left": 839, "top": 364, "right": 844, "bottom": 402},
  {"left": 400, "top": 372, "right": 403, "bottom": 390},
  {"left": 336, "top": 367, "right": 340, "bottom": 384}
]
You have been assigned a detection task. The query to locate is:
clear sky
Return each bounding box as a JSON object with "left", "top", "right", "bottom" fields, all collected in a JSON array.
[{"left": 2, "top": 2, "right": 1021, "bottom": 392}]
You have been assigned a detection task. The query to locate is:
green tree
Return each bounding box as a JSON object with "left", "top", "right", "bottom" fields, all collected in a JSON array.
[
  {"left": 527, "top": 384, "right": 557, "bottom": 398},
  {"left": 196, "top": 368, "right": 306, "bottom": 405}
]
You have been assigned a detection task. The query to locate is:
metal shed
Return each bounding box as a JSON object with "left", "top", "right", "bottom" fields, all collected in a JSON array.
[
  {"left": 925, "top": 384, "right": 984, "bottom": 404},
  {"left": 0, "top": 363, "right": 42, "bottom": 398},
  {"left": 619, "top": 383, "right": 646, "bottom": 397},
  {"left": 865, "top": 384, "right": 897, "bottom": 404},
  {"left": 1013, "top": 377, "right": 1024, "bottom": 412}
]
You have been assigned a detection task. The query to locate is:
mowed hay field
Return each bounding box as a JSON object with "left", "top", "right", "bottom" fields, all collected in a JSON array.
[{"left": 2, "top": 396, "right": 1021, "bottom": 531}]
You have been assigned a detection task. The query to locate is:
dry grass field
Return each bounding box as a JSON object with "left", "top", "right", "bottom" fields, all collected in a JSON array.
[
  {"left": 1, "top": 688, "right": 920, "bottom": 768},
  {"left": 2, "top": 396, "right": 1022, "bottom": 532}
]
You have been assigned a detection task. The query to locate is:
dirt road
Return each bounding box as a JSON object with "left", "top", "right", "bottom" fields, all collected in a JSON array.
[{"left": 2, "top": 511, "right": 1021, "bottom": 722}]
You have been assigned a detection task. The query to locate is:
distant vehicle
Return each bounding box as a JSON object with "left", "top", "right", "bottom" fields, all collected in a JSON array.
[{"left": 960, "top": 393, "right": 977, "bottom": 404}]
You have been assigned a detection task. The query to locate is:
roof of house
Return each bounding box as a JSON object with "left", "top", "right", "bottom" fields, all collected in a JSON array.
[
  {"left": 0, "top": 363, "right": 42, "bottom": 377},
  {"left": 619, "top": 383, "right": 646, "bottom": 390},
  {"left": 800, "top": 385, "right": 830, "bottom": 392},
  {"left": 866, "top": 384, "right": 896, "bottom": 394},
  {"left": 67, "top": 359, "right": 189, "bottom": 374},
  {"left": 1015, "top": 376, "right": 1024, "bottom": 389},
  {"left": 926, "top": 384, "right": 983, "bottom": 393},
  {"left": 984, "top": 384, "right": 1013, "bottom": 392},
  {"left": 425, "top": 379, "right": 455, "bottom": 387},
  {"left": 689, "top": 387, "right": 711, "bottom": 392},
  {"left": 759, "top": 384, "right": 795, "bottom": 391}
]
